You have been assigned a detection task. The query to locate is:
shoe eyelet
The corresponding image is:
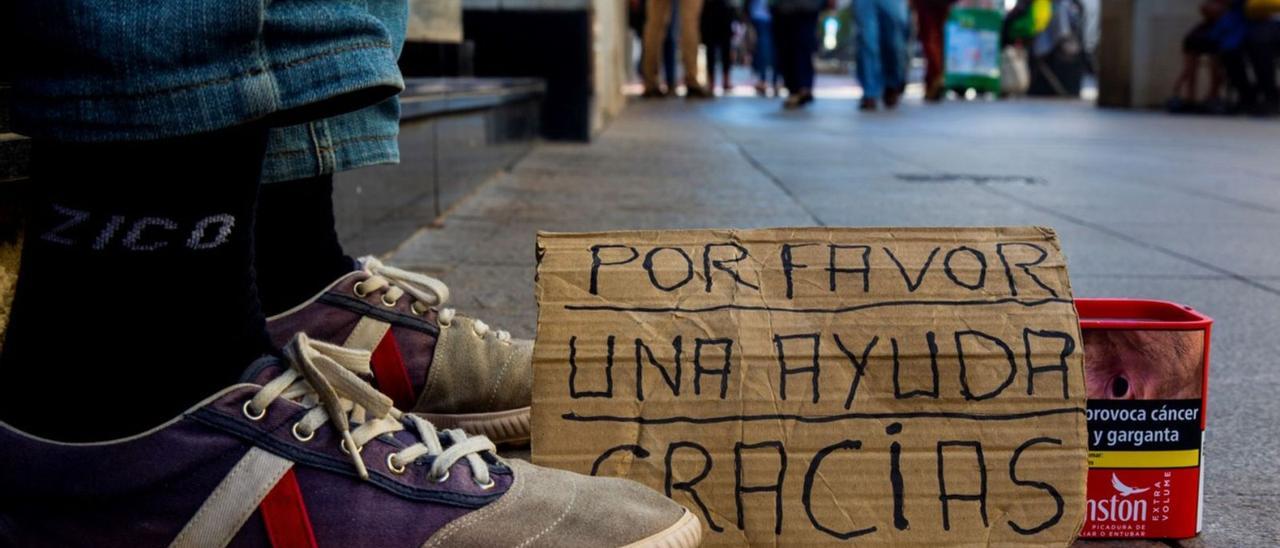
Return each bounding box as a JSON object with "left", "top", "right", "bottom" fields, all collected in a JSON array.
[
  {"left": 291, "top": 423, "right": 314, "bottom": 442},
  {"left": 386, "top": 453, "right": 407, "bottom": 475},
  {"left": 353, "top": 281, "right": 369, "bottom": 297},
  {"left": 410, "top": 303, "right": 426, "bottom": 316},
  {"left": 429, "top": 470, "right": 451, "bottom": 484},
  {"left": 242, "top": 400, "right": 267, "bottom": 421},
  {"left": 438, "top": 317, "right": 452, "bottom": 328},
  {"left": 340, "top": 438, "right": 363, "bottom": 455},
  {"left": 381, "top": 294, "right": 397, "bottom": 307},
  {"left": 475, "top": 477, "right": 496, "bottom": 490}
]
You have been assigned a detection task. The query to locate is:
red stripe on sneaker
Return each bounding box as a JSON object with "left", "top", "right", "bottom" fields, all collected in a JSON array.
[
  {"left": 260, "top": 469, "right": 318, "bottom": 548},
  {"left": 371, "top": 329, "right": 416, "bottom": 409}
]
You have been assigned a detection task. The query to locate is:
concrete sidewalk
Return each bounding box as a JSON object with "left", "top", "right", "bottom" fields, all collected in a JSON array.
[{"left": 387, "top": 96, "right": 1280, "bottom": 546}]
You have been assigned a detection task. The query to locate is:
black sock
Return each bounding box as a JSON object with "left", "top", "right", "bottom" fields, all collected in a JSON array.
[
  {"left": 0, "top": 125, "right": 273, "bottom": 441},
  {"left": 254, "top": 174, "right": 354, "bottom": 317}
]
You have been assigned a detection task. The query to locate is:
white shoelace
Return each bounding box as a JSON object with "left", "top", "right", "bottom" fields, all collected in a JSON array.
[
  {"left": 246, "top": 334, "right": 497, "bottom": 485},
  {"left": 357, "top": 256, "right": 512, "bottom": 342}
]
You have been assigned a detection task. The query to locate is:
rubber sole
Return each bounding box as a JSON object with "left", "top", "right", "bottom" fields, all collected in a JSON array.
[
  {"left": 624, "top": 510, "right": 703, "bottom": 548},
  {"left": 416, "top": 406, "right": 530, "bottom": 445}
]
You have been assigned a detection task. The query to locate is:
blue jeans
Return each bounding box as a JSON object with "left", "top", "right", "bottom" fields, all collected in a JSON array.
[
  {"left": 852, "top": 0, "right": 908, "bottom": 100},
  {"left": 12, "top": 0, "right": 408, "bottom": 183},
  {"left": 751, "top": 17, "right": 777, "bottom": 85}
]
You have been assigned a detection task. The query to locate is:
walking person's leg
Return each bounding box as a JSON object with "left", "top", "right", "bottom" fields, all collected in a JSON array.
[
  {"left": 1220, "top": 47, "right": 1256, "bottom": 112},
  {"left": 665, "top": 4, "right": 680, "bottom": 89},
  {"left": 797, "top": 10, "right": 819, "bottom": 96},
  {"left": 769, "top": 19, "right": 783, "bottom": 92},
  {"left": 753, "top": 17, "right": 776, "bottom": 94},
  {"left": 706, "top": 42, "right": 719, "bottom": 90},
  {"left": 632, "top": 0, "right": 648, "bottom": 76},
  {"left": 782, "top": 8, "right": 818, "bottom": 108},
  {"left": 877, "top": 0, "right": 910, "bottom": 108},
  {"left": 853, "top": 0, "right": 884, "bottom": 109},
  {"left": 915, "top": 0, "right": 948, "bottom": 100},
  {"left": 720, "top": 33, "right": 735, "bottom": 91},
  {"left": 773, "top": 9, "right": 797, "bottom": 97},
  {"left": 680, "top": 0, "right": 710, "bottom": 95},
  {"left": 1245, "top": 21, "right": 1280, "bottom": 115},
  {"left": 643, "top": 0, "right": 676, "bottom": 94},
  {"left": 764, "top": 18, "right": 779, "bottom": 92},
  {"left": 1208, "top": 57, "right": 1226, "bottom": 105},
  {"left": 1186, "top": 55, "right": 1201, "bottom": 103}
]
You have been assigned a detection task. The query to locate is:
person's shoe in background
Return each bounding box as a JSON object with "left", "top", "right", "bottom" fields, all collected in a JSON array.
[
  {"left": 859, "top": 97, "right": 878, "bottom": 111},
  {"left": 925, "top": 79, "right": 945, "bottom": 102},
  {"left": 783, "top": 88, "right": 813, "bottom": 109},
  {"left": 267, "top": 257, "right": 533, "bottom": 445},
  {"left": 685, "top": 84, "right": 714, "bottom": 99},
  {"left": 883, "top": 87, "right": 902, "bottom": 109},
  {"left": 641, "top": 86, "right": 667, "bottom": 99}
]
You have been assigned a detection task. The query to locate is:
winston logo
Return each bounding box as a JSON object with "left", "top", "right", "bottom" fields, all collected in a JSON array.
[
  {"left": 1110, "top": 474, "right": 1150, "bottom": 497},
  {"left": 1087, "top": 474, "right": 1151, "bottom": 523}
]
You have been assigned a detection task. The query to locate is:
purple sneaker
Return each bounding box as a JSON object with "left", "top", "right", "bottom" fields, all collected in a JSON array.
[
  {"left": 267, "top": 257, "right": 532, "bottom": 444},
  {"left": 0, "top": 334, "right": 701, "bottom": 547}
]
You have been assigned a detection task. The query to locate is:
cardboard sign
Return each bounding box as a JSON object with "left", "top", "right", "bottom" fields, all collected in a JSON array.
[{"left": 532, "top": 227, "right": 1088, "bottom": 546}]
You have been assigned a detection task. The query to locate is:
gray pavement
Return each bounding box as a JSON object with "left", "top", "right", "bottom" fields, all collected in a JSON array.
[{"left": 386, "top": 95, "right": 1280, "bottom": 546}]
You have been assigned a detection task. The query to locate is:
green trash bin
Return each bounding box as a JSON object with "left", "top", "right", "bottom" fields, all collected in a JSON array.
[{"left": 943, "top": 4, "right": 1003, "bottom": 94}]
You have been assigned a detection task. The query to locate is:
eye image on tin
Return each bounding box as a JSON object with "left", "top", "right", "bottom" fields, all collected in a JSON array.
[{"left": 1083, "top": 330, "right": 1204, "bottom": 400}]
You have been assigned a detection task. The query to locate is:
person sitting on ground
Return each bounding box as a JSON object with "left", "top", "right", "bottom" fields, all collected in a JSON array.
[
  {"left": 1167, "top": 0, "right": 1232, "bottom": 114},
  {"left": 1241, "top": 0, "right": 1280, "bottom": 115},
  {"left": 1219, "top": 0, "right": 1280, "bottom": 116}
]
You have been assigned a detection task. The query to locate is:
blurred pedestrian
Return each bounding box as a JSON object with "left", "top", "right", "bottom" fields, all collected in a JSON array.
[
  {"left": 749, "top": 0, "right": 781, "bottom": 95},
  {"left": 853, "top": 0, "right": 909, "bottom": 110},
  {"left": 663, "top": 1, "right": 682, "bottom": 92},
  {"left": 1240, "top": 0, "right": 1280, "bottom": 115},
  {"left": 632, "top": 0, "right": 682, "bottom": 96},
  {"left": 772, "top": 0, "right": 827, "bottom": 108},
  {"left": 703, "top": 0, "right": 738, "bottom": 94},
  {"left": 644, "top": 0, "right": 713, "bottom": 97},
  {"left": 1219, "top": 0, "right": 1280, "bottom": 115},
  {"left": 913, "top": 0, "right": 956, "bottom": 102},
  {"left": 1166, "top": 0, "right": 1230, "bottom": 113},
  {"left": 1000, "top": 0, "right": 1049, "bottom": 98}
]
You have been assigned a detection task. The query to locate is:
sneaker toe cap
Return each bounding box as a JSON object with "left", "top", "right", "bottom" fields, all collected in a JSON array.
[{"left": 425, "top": 459, "right": 695, "bottom": 548}]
